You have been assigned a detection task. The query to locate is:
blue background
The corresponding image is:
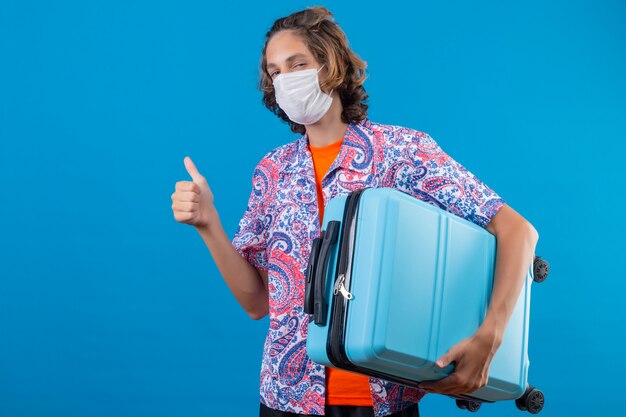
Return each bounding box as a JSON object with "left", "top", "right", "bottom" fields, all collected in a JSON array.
[{"left": 1, "top": 0, "right": 624, "bottom": 416}]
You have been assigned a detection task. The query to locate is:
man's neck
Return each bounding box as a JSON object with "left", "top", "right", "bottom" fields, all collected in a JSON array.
[{"left": 305, "top": 94, "right": 349, "bottom": 147}]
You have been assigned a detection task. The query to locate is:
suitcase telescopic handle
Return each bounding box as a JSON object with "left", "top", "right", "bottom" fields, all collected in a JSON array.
[
  {"left": 313, "top": 221, "right": 341, "bottom": 326},
  {"left": 304, "top": 236, "right": 323, "bottom": 314}
]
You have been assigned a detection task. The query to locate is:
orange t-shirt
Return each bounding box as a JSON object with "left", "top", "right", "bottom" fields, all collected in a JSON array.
[{"left": 308, "top": 137, "right": 373, "bottom": 407}]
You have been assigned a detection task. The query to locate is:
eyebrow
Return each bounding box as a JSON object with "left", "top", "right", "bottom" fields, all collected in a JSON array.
[{"left": 266, "top": 53, "right": 309, "bottom": 71}]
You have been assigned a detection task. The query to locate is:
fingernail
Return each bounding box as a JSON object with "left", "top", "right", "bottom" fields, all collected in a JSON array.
[{"left": 436, "top": 360, "right": 444, "bottom": 367}]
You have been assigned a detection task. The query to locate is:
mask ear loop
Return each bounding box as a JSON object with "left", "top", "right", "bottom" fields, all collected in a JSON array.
[{"left": 317, "top": 64, "right": 334, "bottom": 96}]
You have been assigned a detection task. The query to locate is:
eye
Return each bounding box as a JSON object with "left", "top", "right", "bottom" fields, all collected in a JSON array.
[
  {"left": 270, "top": 70, "right": 279, "bottom": 78},
  {"left": 294, "top": 63, "right": 306, "bottom": 69}
]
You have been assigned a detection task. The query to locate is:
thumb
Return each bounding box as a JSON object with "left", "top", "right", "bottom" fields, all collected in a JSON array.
[
  {"left": 435, "top": 350, "right": 457, "bottom": 369},
  {"left": 184, "top": 156, "right": 206, "bottom": 184}
]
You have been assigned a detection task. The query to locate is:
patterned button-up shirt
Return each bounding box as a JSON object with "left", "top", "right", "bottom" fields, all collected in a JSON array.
[{"left": 231, "top": 118, "right": 505, "bottom": 417}]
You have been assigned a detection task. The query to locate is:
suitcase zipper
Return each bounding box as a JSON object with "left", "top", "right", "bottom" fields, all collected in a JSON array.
[
  {"left": 327, "top": 189, "right": 362, "bottom": 368},
  {"left": 333, "top": 274, "right": 353, "bottom": 300}
]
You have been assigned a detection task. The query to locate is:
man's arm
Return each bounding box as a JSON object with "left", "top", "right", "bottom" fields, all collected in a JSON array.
[
  {"left": 196, "top": 215, "right": 270, "bottom": 321},
  {"left": 482, "top": 204, "right": 538, "bottom": 346}
]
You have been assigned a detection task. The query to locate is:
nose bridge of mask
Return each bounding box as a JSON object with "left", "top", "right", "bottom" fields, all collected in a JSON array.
[{"left": 273, "top": 64, "right": 325, "bottom": 86}]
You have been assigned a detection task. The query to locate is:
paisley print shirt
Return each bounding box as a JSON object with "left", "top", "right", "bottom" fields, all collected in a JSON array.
[{"left": 231, "top": 118, "right": 505, "bottom": 417}]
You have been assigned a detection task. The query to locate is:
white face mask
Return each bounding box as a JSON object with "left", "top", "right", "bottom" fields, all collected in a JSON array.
[{"left": 272, "top": 64, "right": 334, "bottom": 126}]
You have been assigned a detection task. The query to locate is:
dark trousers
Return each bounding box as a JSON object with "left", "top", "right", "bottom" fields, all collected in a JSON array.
[{"left": 259, "top": 402, "right": 419, "bottom": 417}]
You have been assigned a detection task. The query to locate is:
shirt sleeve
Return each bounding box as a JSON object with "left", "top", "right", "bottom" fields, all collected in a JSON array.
[
  {"left": 401, "top": 131, "right": 506, "bottom": 228},
  {"left": 231, "top": 160, "right": 269, "bottom": 272}
]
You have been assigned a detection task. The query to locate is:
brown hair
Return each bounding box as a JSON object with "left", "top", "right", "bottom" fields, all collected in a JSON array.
[{"left": 259, "top": 6, "right": 369, "bottom": 134}]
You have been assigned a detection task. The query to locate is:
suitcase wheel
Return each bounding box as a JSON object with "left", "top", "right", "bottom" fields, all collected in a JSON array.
[
  {"left": 455, "top": 399, "right": 481, "bottom": 412},
  {"left": 515, "top": 386, "right": 545, "bottom": 414},
  {"left": 533, "top": 256, "right": 550, "bottom": 283}
]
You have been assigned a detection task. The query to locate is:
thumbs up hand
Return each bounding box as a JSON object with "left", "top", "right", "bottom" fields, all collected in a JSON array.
[{"left": 172, "top": 156, "right": 217, "bottom": 230}]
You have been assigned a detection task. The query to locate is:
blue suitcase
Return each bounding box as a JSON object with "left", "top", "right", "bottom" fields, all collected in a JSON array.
[{"left": 304, "top": 187, "right": 549, "bottom": 413}]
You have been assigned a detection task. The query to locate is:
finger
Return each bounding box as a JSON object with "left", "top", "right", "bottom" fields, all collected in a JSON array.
[
  {"left": 175, "top": 181, "right": 200, "bottom": 192},
  {"left": 174, "top": 211, "right": 194, "bottom": 223},
  {"left": 422, "top": 376, "right": 471, "bottom": 396},
  {"left": 184, "top": 156, "right": 206, "bottom": 184},
  {"left": 436, "top": 343, "right": 463, "bottom": 369},
  {"left": 419, "top": 352, "right": 462, "bottom": 393},
  {"left": 172, "top": 201, "right": 198, "bottom": 212},
  {"left": 418, "top": 374, "right": 460, "bottom": 393},
  {"left": 436, "top": 354, "right": 454, "bottom": 369},
  {"left": 422, "top": 369, "right": 481, "bottom": 396},
  {"left": 171, "top": 191, "right": 200, "bottom": 202}
]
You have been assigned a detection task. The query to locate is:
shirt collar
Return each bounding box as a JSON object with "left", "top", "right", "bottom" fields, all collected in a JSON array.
[{"left": 282, "top": 118, "right": 374, "bottom": 176}]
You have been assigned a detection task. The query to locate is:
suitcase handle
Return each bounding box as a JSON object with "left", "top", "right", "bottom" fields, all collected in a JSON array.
[
  {"left": 313, "top": 221, "right": 341, "bottom": 326},
  {"left": 304, "top": 236, "right": 323, "bottom": 314}
]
